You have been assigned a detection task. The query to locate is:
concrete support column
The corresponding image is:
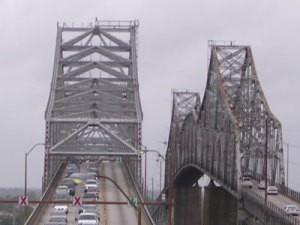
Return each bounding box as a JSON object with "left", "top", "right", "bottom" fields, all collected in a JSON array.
[
  {"left": 204, "top": 184, "right": 238, "bottom": 225},
  {"left": 174, "top": 186, "right": 201, "bottom": 225}
]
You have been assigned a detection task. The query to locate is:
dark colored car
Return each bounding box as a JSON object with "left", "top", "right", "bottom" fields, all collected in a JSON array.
[
  {"left": 61, "top": 178, "right": 76, "bottom": 196},
  {"left": 83, "top": 192, "right": 98, "bottom": 202}
]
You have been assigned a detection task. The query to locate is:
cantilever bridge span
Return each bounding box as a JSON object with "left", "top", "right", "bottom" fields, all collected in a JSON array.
[
  {"left": 151, "top": 44, "right": 300, "bottom": 225},
  {"left": 43, "top": 20, "right": 143, "bottom": 189},
  {"left": 26, "top": 20, "right": 155, "bottom": 225},
  {"left": 170, "top": 44, "right": 285, "bottom": 193}
]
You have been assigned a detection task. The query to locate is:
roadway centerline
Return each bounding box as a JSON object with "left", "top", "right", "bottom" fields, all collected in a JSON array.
[{"left": 101, "top": 162, "right": 109, "bottom": 225}]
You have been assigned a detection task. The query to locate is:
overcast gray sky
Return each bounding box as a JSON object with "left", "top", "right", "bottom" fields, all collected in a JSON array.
[{"left": 1, "top": 0, "right": 300, "bottom": 191}]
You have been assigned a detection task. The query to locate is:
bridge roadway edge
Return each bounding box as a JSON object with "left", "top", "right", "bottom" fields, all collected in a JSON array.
[
  {"left": 25, "top": 161, "right": 155, "bottom": 225},
  {"left": 124, "top": 162, "right": 156, "bottom": 225},
  {"left": 241, "top": 189, "right": 300, "bottom": 225},
  {"left": 25, "top": 163, "right": 65, "bottom": 225}
]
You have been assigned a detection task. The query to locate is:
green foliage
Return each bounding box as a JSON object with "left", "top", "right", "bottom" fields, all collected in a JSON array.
[
  {"left": 0, "top": 216, "right": 12, "bottom": 225},
  {"left": 0, "top": 196, "right": 16, "bottom": 212},
  {"left": 0, "top": 206, "right": 34, "bottom": 225},
  {"left": 0, "top": 194, "right": 35, "bottom": 225}
]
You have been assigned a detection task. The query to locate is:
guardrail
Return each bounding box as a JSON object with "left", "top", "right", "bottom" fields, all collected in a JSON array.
[
  {"left": 25, "top": 163, "right": 65, "bottom": 225},
  {"left": 149, "top": 202, "right": 167, "bottom": 225},
  {"left": 124, "top": 162, "right": 156, "bottom": 225},
  {"left": 278, "top": 185, "right": 300, "bottom": 203},
  {"left": 242, "top": 168, "right": 300, "bottom": 204},
  {"left": 242, "top": 188, "right": 300, "bottom": 225}
]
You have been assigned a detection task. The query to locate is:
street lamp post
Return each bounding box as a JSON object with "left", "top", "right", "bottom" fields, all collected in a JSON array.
[
  {"left": 145, "top": 148, "right": 147, "bottom": 199},
  {"left": 24, "top": 143, "right": 45, "bottom": 222},
  {"left": 264, "top": 118, "right": 268, "bottom": 206},
  {"left": 139, "top": 148, "right": 165, "bottom": 200},
  {"left": 156, "top": 157, "right": 163, "bottom": 192},
  {"left": 283, "top": 142, "right": 289, "bottom": 188},
  {"left": 167, "top": 149, "right": 173, "bottom": 225}
]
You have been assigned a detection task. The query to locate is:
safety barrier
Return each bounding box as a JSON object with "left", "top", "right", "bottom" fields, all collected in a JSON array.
[
  {"left": 242, "top": 168, "right": 300, "bottom": 204},
  {"left": 25, "top": 163, "right": 65, "bottom": 225},
  {"left": 124, "top": 162, "right": 156, "bottom": 225},
  {"left": 242, "top": 188, "right": 300, "bottom": 225}
]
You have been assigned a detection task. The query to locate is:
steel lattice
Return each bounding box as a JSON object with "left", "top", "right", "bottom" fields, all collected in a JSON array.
[{"left": 43, "top": 20, "right": 142, "bottom": 187}]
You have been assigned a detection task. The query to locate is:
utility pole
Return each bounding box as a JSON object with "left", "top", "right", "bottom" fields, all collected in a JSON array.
[
  {"left": 145, "top": 148, "right": 147, "bottom": 200},
  {"left": 156, "top": 157, "right": 163, "bottom": 192},
  {"left": 160, "top": 158, "right": 162, "bottom": 192},
  {"left": 167, "top": 149, "right": 173, "bottom": 225},
  {"left": 264, "top": 118, "right": 268, "bottom": 206},
  {"left": 152, "top": 177, "right": 154, "bottom": 201},
  {"left": 286, "top": 142, "right": 289, "bottom": 188}
]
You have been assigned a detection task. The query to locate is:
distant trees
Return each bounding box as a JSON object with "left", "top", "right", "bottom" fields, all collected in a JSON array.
[
  {"left": 0, "top": 216, "right": 12, "bottom": 225},
  {"left": 0, "top": 202, "right": 34, "bottom": 225},
  {"left": 0, "top": 203, "right": 26, "bottom": 225},
  {"left": 0, "top": 192, "right": 36, "bottom": 225}
]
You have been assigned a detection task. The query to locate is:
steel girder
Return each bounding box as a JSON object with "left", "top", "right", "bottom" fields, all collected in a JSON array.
[
  {"left": 44, "top": 20, "right": 142, "bottom": 187},
  {"left": 164, "top": 91, "right": 201, "bottom": 189},
  {"left": 163, "top": 43, "right": 284, "bottom": 197},
  {"left": 150, "top": 91, "right": 200, "bottom": 224},
  {"left": 153, "top": 44, "right": 285, "bottom": 224},
  {"left": 199, "top": 44, "right": 284, "bottom": 192}
]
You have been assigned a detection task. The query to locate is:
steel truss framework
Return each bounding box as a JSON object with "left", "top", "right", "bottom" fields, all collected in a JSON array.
[
  {"left": 44, "top": 20, "right": 142, "bottom": 188},
  {"left": 151, "top": 44, "right": 286, "bottom": 225},
  {"left": 152, "top": 43, "right": 285, "bottom": 225},
  {"left": 168, "top": 43, "right": 285, "bottom": 194},
  {"left": 199, "top": 44, "right": 284, "bottom": 190},
  {"left": 151, "top": 91, "right": 201, "bottom": 224},
  {"left": 165, "top": 91, "right": 201, "bottom": 185}
]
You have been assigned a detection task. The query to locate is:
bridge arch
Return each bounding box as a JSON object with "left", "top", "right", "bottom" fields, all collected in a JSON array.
[{"left": 173, "top": 164, "right": 203, "bottom": 187}]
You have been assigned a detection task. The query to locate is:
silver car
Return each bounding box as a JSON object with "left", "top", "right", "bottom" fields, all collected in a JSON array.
[
  {"left": 284, "top": 205, "right": 299, "bottom": 216},
  {"left": 267, "top": 186, "right": 278, "bottom": 195},
  {"left": 258, "top": 180, "right": 267, "bottom": 189},
  {"left": 241, "top": 176, "right": 252, "bottom": 188},
  {"left": 76, "top": 212, "right": 100, "bottom": 225}
]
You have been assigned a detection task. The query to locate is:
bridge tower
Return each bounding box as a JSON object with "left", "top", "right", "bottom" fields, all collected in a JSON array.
[
  {"left": 43, "top": 20, "right": 142, "bottom": 190},
  {"left": 202, "top": 41, "right": 285, "bottom": 188}
]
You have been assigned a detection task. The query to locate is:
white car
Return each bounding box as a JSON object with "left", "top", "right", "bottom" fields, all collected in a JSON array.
[
  {"left": 241, "top": 176, "right": 252, "bottom": 188},
  {"left": 76, "top": 212, "right": 100, "bottom": 225},
  {"left": 267, "top": 186, "right": 278, "bottom": 195},
  {"left": 85, "top": 179, "right": 98, "bottom": 191},
  {"left": 284, "top": 205, "right": 299, "bottom": 216},
  {"left": 79, "top": 204, "right": 99, "bottom": 215},
  {"left": 54, "top": 204, "right": 69, "bottom": 214},
  {"left": 258, "top": 180, "right": 267, "bottom": 189},
  {"left": 49, "top": 213, "right": 68, "bottom": 223},
  {"left": 56, "top": 185, "right": 69, "bottom": 195}
]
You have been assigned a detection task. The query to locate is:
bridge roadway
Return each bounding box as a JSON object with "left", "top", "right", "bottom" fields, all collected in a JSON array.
[
  {"left": 36, "top": 161, "right": 152, "bottom": 225},
  {"left": 245, "top": 180, "right": 300, "bottom": 221}
]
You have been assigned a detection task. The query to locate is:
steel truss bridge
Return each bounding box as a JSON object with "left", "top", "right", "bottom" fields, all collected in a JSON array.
[
  {"left": 43, "top": 20, "right": 143, "bottom": 187},
  {"left": 25, "top": 21, "right": 300, "bottom": 225},
  {"left": 150, "top": 43, "right": 300, "bottom": 225}
]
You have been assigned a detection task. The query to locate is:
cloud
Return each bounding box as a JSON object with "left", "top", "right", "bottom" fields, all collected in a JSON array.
[{"left": 0, "top": 0, "right": 300, "bottom": 190}]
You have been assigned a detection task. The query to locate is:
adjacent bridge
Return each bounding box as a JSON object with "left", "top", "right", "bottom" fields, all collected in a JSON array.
[{"left": 150, "top": 43, "right": 300, "bottom": 225}]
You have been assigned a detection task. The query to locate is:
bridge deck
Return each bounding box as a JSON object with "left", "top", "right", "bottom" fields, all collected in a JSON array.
[
  {"left": 241, "top": 180, "right": 300, "bottom": 224},
  {"left": 30, "top": 161, "right": 152, "bottom": 225}
]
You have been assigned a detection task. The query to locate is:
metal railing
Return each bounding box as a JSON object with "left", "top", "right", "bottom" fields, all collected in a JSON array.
[
  {"left": 242, "top": 167, "right": 300, "bottom": 203},
  {"left": 25, "top": 163, "right": 65, "bottom": 225},
  {"left": 279, "top": 186, "right": 300, "bottom": 203},
  {"left": 242, "top": 188, "right": 300, "bottom": 225}
]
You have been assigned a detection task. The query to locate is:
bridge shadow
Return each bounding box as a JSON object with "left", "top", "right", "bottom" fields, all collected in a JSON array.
[{"left": 173, "top": 166, "right": 237, "bottom": 225}]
